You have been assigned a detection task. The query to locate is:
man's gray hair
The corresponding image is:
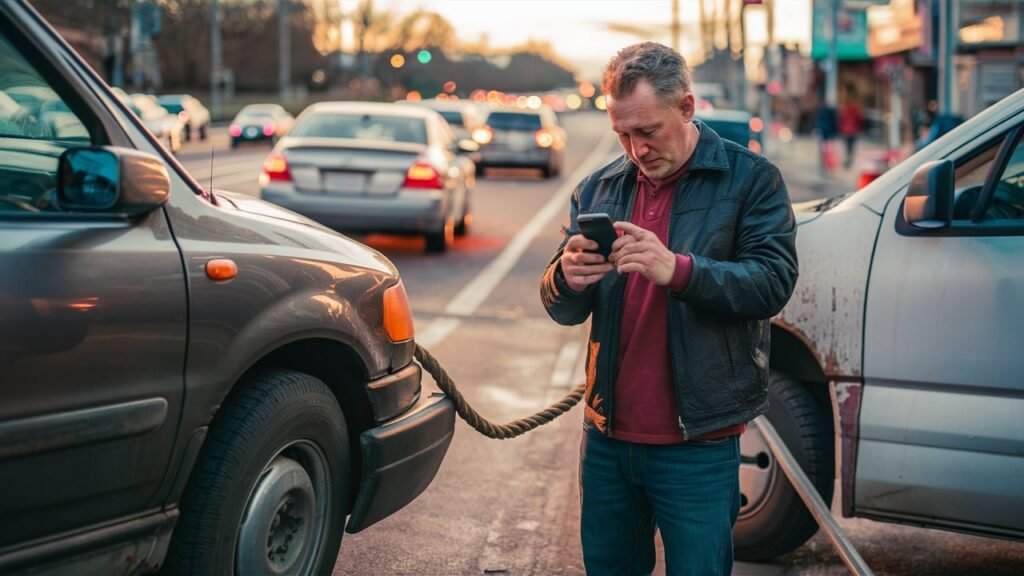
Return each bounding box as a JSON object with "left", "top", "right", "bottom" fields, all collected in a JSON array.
[{"left": 602, "top": 42, "right": 691, "bottom": 105}]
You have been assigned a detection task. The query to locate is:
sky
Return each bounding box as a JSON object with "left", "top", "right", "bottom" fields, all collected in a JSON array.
[{"left": 356, "top": 0, "right": 812, "bottom": 80}]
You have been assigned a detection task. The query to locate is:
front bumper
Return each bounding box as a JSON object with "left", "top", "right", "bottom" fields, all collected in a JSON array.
[{"left": 345, "top": 384, "right": 455, "bottom": 533}]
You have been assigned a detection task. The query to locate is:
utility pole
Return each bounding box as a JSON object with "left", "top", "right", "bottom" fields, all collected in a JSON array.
[
  {"left": 210, "top": 0, "right": 222, "bottom": 120},
  {"left": 825, "top": 0, "right": 839, "bottom": 108},
  {"left": 279, "top": 0, "right": 291, "bottom": 100},
  {"left": 938, "top": 0, "right": 957, "bottom": 117},
  {"left": 671, "top": 0, "right": 680, "bottom": 53}
]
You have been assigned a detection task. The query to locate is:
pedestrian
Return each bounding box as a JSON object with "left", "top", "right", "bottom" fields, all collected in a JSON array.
[
  {"left": 540, "top": 42, "right": 798, "bottom": 575},
  {"left": 838, "top": 86, "right": 865, "bottom": 169}
]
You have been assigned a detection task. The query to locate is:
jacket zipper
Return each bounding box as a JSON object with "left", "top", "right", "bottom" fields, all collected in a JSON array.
[
  {"left": 602, "top": 171, "right": 638, "bottom": 438},
  {"left": 668, "top": 173, "right": 691, "bottom": 440}
]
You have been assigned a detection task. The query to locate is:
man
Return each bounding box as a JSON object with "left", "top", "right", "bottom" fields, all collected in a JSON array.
[{"left": 540, "top": 43, "right": 798, "bottom": 575}]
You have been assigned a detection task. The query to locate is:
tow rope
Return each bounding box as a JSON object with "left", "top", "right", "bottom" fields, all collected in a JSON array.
[{"left": 415, "top": 344, "right": 586, "bottom": 439}]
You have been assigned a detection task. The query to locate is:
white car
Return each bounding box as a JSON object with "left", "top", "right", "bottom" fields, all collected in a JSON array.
[{"left": 736, "top": 89, "right": 1024, "bottom": 559}]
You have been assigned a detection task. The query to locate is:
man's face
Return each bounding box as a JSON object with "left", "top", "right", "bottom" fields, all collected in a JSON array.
[{"left": 607, "top": 79, "right": 696, "bottom": 180}]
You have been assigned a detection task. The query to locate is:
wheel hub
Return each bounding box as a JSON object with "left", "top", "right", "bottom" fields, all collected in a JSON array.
[
  {"left": 236, "top": 443, "right": 330, "bottom": 576},
  {"left": 738, "top": 421, "right": 778, "bottom": 518}
]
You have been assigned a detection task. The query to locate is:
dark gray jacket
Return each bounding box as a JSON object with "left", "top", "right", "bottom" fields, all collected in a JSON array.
[{"left": 540, "top": 123, "right": 798, "bottom": 439}]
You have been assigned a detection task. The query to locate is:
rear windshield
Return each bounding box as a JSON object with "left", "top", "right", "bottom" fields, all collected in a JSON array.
[
  {"left": 290, "top": 113, "right": 427, "bottom": 144},
  {"left": 236, "top": 111, "right": 274, "bottom": 122},
  {"left": 437, "top": 110, "right": 463, "bottom": 126},
  {"left": 700, "top": 119, "right": 749, "bottom": 147},
  {"left": 159, "top": 102, "right": 183, "bottom": 114},
  {"left": 486, "top": 112, "right": 541, "bottom": 131}
]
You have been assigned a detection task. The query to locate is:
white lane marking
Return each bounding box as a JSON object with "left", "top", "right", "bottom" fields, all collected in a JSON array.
[
  {"left": 416, "top": 130, "right": 618, "bottom": 348},
  {"left": 550, "top": 341, "right": 582, "bottom": 390},
  {"left": 208, "top": 170, "right": 259, "bottom": 188},
  {"left": 183, "top": 153, "right": 267, "bottom": 180}
]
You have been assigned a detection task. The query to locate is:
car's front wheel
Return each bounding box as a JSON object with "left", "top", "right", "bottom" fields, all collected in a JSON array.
[
  {"left": 163, "top": 370, "right": 351, "bottom": 576},
  {"left": 733, "top": 370, "right": 834, "bottom": 561}
]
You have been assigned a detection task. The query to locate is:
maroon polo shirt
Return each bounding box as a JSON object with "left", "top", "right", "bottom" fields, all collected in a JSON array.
[{"left": 611, "top": 163, "right": 747, "bottom": 444}]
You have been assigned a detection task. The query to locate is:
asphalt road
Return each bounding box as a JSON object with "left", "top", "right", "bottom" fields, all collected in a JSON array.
[{"left": 177, "top": 113, "right": 1024, "bottom": 576}]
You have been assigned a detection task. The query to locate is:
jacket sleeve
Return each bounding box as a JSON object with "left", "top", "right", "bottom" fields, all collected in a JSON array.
[
  {"left": 540, "top": 176, "right": 597, "bottom": 326},
  {"left": 674, "top": 160, "right": 798, "bottom": 319}
]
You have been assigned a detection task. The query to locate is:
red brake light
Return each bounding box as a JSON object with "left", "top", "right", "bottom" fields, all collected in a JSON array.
[
  {"left": 749, "top": 117, "right": 764, "bottom": 133},
  {"left": 403, "top": 161, "right": 442, "bottom": 189},
  {"left": 263, "top": 123, "right": 276, "bottom": 137},
  {"left": 262, "top": 153, "right": 291, "bottom": 182},
  {"left": 534, "top": 129, "right": 555, "bottom": 148},
  {"left": 229, "top": 124, "right": 242, "bottom": 137}
]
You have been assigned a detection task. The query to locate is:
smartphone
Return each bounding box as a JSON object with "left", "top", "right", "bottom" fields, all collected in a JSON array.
[{"left": 577, "top": 213, "right": 617, "bottom": 259}]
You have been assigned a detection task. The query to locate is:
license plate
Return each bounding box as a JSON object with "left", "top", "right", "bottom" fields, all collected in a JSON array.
[
  {"left": 244, "top": 126, "right": 258, "bottom": 138},
  {"left": 323, "top": 171, "right": 368, "bottom": 195},
  {"left": 508, "top": 133, "right": 531, "bottom": 150}
]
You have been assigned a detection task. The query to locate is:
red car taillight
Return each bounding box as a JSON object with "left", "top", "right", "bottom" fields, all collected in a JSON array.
[
  {"left": 534, "top": 129, "right": 555, "bottom": 148},
  {"left": 403, "top": 161, "right": 442, "bottom": 189},
  {"left": 229, "top": 124, "right": 242, "bottom": 137},
  {"left": 263, "top": 123, "right": 276, "bottom": 137},
  {"left": 262, "top": 153, "right": 291, "bottom": 182}
]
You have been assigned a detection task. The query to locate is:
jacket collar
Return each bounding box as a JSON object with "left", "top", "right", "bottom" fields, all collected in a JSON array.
[{"left": 599, "top": 119, "right": 730, "bottom": 180}]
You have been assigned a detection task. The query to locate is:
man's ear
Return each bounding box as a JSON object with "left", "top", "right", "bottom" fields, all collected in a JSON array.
[{"left": 678, "top": 93, "right": 695, "bottom": 122}]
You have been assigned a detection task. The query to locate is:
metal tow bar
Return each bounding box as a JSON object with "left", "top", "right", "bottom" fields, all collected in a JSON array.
[
  {"left": 753, "top": 416, "right": 875, "bottom": 576},
  {"left": 417, "top": 344, "right": 875, "bottom": 575}
]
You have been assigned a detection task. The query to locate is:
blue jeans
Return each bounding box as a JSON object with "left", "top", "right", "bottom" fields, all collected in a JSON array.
[{"left": 579, "top": 426, "right": 740, "bottom": 576}]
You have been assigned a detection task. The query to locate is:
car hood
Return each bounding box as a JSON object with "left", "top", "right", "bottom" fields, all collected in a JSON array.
[{"left": 211, "top": 188, "right": 397, "bottom": 276}]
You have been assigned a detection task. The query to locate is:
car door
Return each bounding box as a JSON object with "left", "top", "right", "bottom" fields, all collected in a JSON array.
[
  {"left": 0, "top": 6, "right": 186, "bottom": 548},
  {"left": 860, "top": 112, "right": 1024, "bottom": 537}
]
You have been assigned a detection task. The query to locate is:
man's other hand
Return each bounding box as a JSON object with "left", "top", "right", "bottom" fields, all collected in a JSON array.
[
  {"left": 560, "top": 234, "right": 614, "bottom": 292},
  {"left": 610, "top": 222, "right": 676, "bottom": 286}
]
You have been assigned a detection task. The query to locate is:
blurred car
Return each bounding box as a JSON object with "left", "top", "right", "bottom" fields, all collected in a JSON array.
[
  {"left": 472, "top": 106, "right": 566, "bottom": 178},
  {"left": 408, "top": 98, "right": 485, "bottom": 142},
  {"left": 157, "top": 93, "right": 211, "bottom": 141},
  {"left": 229, "top": 103, "right": 294, "bottom": 148},
  {"left": 0, "top": 2, "right": 456, "bottom": 574},
  {"left": 694, "top": 108, "right": 764, "bottom": 154},
  {"left": 259, "top": 101, "right": 477, "bottom": 253},
  {"left": 130, "top": 93, "right": 184, "bottom": 154}
]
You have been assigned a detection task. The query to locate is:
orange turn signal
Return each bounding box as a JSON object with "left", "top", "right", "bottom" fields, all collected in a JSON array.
[
  {"left": 206, "top": 259, "right": 238, "bottom": 281},
  {"left": 383, "top": 281, "right": 414, "bottom": 342}
]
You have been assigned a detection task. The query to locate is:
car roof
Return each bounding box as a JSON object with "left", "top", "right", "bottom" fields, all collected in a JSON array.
[
  {"left": 306, "top": 101, "right": 435, "bottom": 119},
  {"left": 695, "top": 108, "right": 752, "bottom": 122}
]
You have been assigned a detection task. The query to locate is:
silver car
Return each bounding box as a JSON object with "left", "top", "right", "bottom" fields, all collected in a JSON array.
[
  {"left": 260, "top": 102, "right": 477, "bottom": 253},
  {"left": 473, "top": 106, "right": 566, "bottom": 178}
]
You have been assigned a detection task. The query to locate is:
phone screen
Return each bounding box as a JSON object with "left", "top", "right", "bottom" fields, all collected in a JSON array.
[{"left": 577, "top": 213, "right": 616, "bottom": 259}]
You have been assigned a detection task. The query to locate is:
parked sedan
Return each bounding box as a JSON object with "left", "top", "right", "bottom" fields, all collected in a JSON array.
[
  {"left": 157, "top": 93, "right": 211, "bottom": 141},
  {"left": 473, "top": 106, "right": 566, "bottom": 177},
  {"left": 229, "top": 103, "right": 294, "bottom": 148},
  {"left": 259, "top": 102, "right": 477, "bottom": 253}
]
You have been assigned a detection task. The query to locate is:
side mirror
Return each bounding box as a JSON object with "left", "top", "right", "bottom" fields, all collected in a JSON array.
[
  {"left": 58, "top": 147, "right": 170, "bottom": 215},
  {"left": 456, "top": 139, "right": 480, "bottom": 154},
  {"left": 903, "top": 159, "right": 953, "bottom": 229}
]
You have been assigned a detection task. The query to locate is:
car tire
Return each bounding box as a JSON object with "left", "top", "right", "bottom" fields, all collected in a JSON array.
[
  {"left": 733, "top": 370, "right": 834, "bottom": 561},
  {"left": 230, "top": 138, "right": 238, "bottom": 150},
  {"left": 455, "top": 195, "right": 471, "bottom": 237},
  {"left": 425, "top": 217, "right": 454, "bottom": 253},
  {"left": 183, "top": 124, "right": 192, "bottom": 142},
  {"left": 541, "top": 165, "right": 553, "bottom": 179},
  {"left": 199, "top": 123, "right": 208, "bottom": 140},
  {"left": 163, "top": 370, "right": 351, "bottom": 576}
]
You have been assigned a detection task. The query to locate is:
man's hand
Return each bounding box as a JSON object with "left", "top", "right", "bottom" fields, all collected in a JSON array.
[
  {"left": 559, "top": 234, "right": 614, "bottom": 292},
  {"left": 610, "top": 222, "right": 676, "bottom": 286}
]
